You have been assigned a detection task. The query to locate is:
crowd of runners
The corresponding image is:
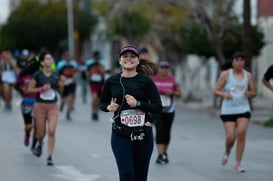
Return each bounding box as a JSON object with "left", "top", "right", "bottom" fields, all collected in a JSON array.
[
  {"left": 0, "top": 49, "right": 105, "bottom": 166},
  {"left": 1, "top": 45, "right": 271, "bottom": 180}
]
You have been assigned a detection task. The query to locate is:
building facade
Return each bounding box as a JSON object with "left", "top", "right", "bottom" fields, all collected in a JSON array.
[{"left": 257, "top": 0, "right": 273, "bottom": 97}]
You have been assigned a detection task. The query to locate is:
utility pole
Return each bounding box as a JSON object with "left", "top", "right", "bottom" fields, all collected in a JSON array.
[
  {"left": 66, "top": 0, "right": 75, "bottom": 57},
  {"left": 243, "top": 0, "right": 252, "bottom": 72}
]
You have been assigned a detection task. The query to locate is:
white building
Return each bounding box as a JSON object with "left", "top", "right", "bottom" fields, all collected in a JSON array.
[
  {"left": 257, "top": 0, "right": 273, "bottom": 97},
  {"left": 0, "top": 0, "right": 11, "bottom": 25}
]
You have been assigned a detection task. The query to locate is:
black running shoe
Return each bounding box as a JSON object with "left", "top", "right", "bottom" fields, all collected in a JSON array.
[
  {"left": 60, "top": 103, "right": 64, "bottom": 112},
  {"left": 66, "top": 112, "right": 72, "bottom": 121},
  {"left": 92, "top": 113, "right": 98, "bottom": 121},
  {"left": 34, "top": 145, "right": 42, "bottom": 157},
  {"left": 47, "top": 156, "right": 54, "bottom": 166},
  {"left": 156, "top": 154, "right": 168, "bottom": 165},
  {"left": 163, "top": 153, "right": 169, "bottom": 163}
]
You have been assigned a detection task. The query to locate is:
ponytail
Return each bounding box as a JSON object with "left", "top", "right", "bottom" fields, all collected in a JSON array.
[
  {"left": 136, "top": 59, "right": 158, "bottom": 76},
  {"left": 18, "top": 55, "right": 41, "bottom": 77}
]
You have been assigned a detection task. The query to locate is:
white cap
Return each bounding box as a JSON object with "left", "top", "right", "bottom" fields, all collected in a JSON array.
[{"left": 22, "top": 49, "right": 29, "bottom": 56}]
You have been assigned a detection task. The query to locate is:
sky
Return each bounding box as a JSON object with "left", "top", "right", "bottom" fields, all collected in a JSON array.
[
  {"left": 0, "top": 0, "right": 9, "bottom": 24},
  {"left": 235, "top": 0, "right": 257, "bottom": 24}
]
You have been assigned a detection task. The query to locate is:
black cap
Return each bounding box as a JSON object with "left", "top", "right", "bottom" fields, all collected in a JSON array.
[
  {"left": 119, "top": 45, "right": 139, "bottom": 57},
  {"left": 93, "top": 51, "right": 101, "bottom": 59},
  {"left": 232, "top": 51, "right": 246, "bottom": 59},
  {"left": 139, "top": 47, "right": 149, "bottom": 53}
]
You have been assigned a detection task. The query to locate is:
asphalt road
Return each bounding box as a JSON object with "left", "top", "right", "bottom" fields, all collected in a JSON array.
[{"left": 0, "top": 92, "right": 272, "bottom": 181}]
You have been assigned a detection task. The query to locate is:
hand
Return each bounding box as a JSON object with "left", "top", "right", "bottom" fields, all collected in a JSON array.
[
  {"left": 43, "top": 83, "right": 51, "bottom": 91},
  {"left": 144, "top": 122, "right": 153, "bottom": 127},
  {"left": 125, "top": 94, "right": 137, "bottom": 108},
  {"left": 22, "top": 87, "right": 27, "bottom": 93},
  {"left": 5, "top": 51, "right": 13, "bottom": 61},
  {"left": 107, "top": 98, "right": 120, "bottom": 112},
  {"left": 224, "top": 93, "right": 232, "bottom": 100},
  {"left": 58, "top": 75, "right": 66, "bottom": 87},
  {"left": 164, "top": 89, "right": 173, "bottom": 96},
  {"left": 244, "top": 90, "right": 252, "bottom": 98}
]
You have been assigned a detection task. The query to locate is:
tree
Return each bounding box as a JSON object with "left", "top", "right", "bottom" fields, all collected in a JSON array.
[
  {"left": 91, "top": 0, "right": 189, "bottom": 61},
  {"left": 179, "top": 23, "right": 212, "bottom": 57},
  {"left": 0, "top": 0, "right": 97, "bottom": 52},
  {"left": 110, "top": 10, "right": 150, "bottom": 44},
  {"left": 179, "top": 22, "right": 264, "bottom": 59},
  {"left": 185, "top": 0, "right": 236, "bottom": 65}
]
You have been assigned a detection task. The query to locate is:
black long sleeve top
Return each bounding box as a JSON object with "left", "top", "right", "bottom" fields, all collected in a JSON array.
[{"left": 100, "top": 73, "right": 162, "bottom": 124}]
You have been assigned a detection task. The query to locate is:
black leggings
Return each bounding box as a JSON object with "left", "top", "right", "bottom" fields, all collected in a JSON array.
[
  {"left": 21, "top": 105, "right": 33, "bottom": 125},
  {"left": 154, "top": 112, "right": 175, "bottom": 144},
  {"left": 111, "top": 130, "right": 153, "bottom": 181}
]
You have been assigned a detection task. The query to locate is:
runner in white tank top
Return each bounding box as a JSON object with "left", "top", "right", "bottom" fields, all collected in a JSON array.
[{"left": 214, "top": 52, "right": 256, "bottom": 173}]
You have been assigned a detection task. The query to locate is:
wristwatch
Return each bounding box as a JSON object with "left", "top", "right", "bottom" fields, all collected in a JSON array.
[{"left": 136, "top": 101, "right": 141, "bottom": 107}]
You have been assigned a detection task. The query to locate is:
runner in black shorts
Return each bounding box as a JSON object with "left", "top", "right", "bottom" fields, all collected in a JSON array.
[
  {"left": 152, "top": 60, "right": 181, "bottom": 164},
  {"left": 86, "top": 51, "right": 105, "bottom": 121},
  {"left": 57, "top": 51, "right": 78, "bottom": 120},
  {"left": 214, "top": 52, "right": 256, "bottom": 173}
]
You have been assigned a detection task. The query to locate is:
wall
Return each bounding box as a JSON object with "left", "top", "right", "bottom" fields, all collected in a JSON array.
[{"left": 257, "top": 17, "right": 273, "bottom": 98}]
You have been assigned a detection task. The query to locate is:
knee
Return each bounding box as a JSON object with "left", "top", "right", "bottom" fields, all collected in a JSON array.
[
  {"left": 226, "top": 134, "right": 236, "bottom": 145},
  {"left": 37, "top": 131, "right": 46, "bottom": 139},
  {"left": 237, "top": 130, "right": 247, "bottom": 142},
  {"left": 26, "top": 124, "right": 33, "bottom": 130},
  {"left": 48, "top": 129, "right": 55, "bottom": 138}
]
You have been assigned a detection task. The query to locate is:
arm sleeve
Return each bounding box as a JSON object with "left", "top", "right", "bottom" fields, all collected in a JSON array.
[
  {"left": 264, "top": 65, "right": 273, "bottom": 81},
  {"left": 140, "top": 77, "right": 162, "bottom": 113},
  {"left": 99, "top": 78, "right": 112, "bottom": 112},
  {"left": 32, "top": 71, "right": 39, "bottom": 82}
]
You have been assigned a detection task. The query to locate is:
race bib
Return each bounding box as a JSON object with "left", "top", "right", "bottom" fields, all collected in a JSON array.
[
  {"left": 40, "top": 89, "right": 56, "bottom": 101},
  {"left": 120, "top": 109, "right": 145, "bottom": 127},
  {"left": 160, "top": 95, "right": 171, "bottom": 107},
  {"left": 64, "top": 77, "right": 74, "bottom": 85},
  {"left": 230, "top": 87, "right": 246, "bottom": 105},
  {"left": 90, "top": 74, "right": 102, "bottom": 82}
]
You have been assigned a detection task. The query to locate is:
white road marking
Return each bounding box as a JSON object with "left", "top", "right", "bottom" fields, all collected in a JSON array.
[{"left": 53, "top": 165, "right": 100, "bottom": 181}]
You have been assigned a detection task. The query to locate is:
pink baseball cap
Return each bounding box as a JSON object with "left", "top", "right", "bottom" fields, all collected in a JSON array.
[
  {"left": 119, "top": 45, "right": 139, "bottom": 57},
  {"left": 159, "top": 60, "right": 170, "bottom": 67}
]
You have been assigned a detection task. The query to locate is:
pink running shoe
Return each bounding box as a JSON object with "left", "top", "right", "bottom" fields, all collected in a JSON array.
[
  {"left": 221, "top": 153, "right": 228, "bottom": 165},
  {"left": 24, "top": 135, "right": 30, "bottom": 146},
  {"left": 234, "top": 164, "right": 245, "bottom": 173},
  {"left": 31, "top": 147, "right": 36, "bottom": 154}
]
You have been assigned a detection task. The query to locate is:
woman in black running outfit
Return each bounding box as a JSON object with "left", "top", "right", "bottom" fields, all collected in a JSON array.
[
  {"left": 27, "top": 52, "right": 65, "bottom": 166},
  {"left": 100, "top": 45, "right": 162, "bottom": 181},
  {"left": 14, "top": 55, "right": 39, "bottom": 152},
  {"left": 152, "top": 60, "right": 181, "bottom": 165}
]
